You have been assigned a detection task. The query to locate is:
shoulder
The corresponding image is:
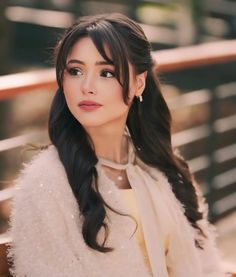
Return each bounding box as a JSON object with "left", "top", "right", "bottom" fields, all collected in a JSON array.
[
  {"left": 12, "top": 145, "right": 68, "bottom": 202},
  {"left": 19, "top": 144, "right": 63, "bottom": 178}
]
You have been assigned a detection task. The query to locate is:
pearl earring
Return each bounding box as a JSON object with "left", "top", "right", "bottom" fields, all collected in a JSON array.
[{"left": 139, "top": 95, "right": 143, "bottom": 102}]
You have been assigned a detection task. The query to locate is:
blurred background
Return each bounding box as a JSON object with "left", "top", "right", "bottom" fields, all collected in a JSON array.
[{"left": 0, "top": 0, "right": 236, "bottom": 272}]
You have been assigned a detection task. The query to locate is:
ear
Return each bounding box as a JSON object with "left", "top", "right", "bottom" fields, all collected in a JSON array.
[{"left": 134, "top": 71, "right": 147, "bottom": 97}]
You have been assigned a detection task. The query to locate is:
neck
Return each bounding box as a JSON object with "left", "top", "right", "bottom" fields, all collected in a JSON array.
[{"left": 85, "top": 122, "right": 129, "bottom": 164}]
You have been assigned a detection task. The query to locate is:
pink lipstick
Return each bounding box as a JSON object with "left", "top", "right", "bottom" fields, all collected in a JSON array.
[{"left": 78, "top": 100, "right": 103, "bottom": 111}]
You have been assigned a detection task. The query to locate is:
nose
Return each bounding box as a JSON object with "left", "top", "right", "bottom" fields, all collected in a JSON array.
[{"left": 81, "top": 74, "right": 96, "bottom": 95}]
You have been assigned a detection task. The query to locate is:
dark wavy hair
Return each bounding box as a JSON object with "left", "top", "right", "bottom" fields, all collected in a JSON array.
[{"left": 48, "top": 13, "right": 205, "bottom": 253}]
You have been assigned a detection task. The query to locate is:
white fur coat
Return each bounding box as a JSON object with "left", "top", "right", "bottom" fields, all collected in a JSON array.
[{"left": 6, "top": 143, "right": 226, "bottom": 277}]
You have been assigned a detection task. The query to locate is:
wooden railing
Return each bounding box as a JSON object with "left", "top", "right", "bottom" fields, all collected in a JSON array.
[
  {"left": 0, "top": 39, "right": 236, "bottom": 276},
  {"left": 1, "top": 40, "right": 236, "bottom": 98}
]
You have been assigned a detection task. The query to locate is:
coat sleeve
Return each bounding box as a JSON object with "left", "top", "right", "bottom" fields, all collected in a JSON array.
[
  {"left": 7, "top": 155, "right": 85, "bottom": 277},
  {"left": 195, "top": 185, "right": 228, "bottom": 277}
]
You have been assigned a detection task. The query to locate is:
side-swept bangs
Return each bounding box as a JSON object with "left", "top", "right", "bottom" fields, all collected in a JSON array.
[{"left": 55, "top": 18, "right": 131, "bottom": 104}]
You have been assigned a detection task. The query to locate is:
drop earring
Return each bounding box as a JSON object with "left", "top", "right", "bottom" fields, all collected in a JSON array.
[{"left": 139, "top": 95, "right": 143, "bottom": 102}]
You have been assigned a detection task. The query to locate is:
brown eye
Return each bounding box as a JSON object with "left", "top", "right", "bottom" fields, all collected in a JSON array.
[
  {"left": 67, "top": 68, "right": 82, "bottom": 76},
  {"left": 101, "top": 70, "right": 115, "bottom": 78}
]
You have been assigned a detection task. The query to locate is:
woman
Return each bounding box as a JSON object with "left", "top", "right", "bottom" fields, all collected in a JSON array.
[{"left": 7, "top": 13, "right": 226, "bottom": 277}]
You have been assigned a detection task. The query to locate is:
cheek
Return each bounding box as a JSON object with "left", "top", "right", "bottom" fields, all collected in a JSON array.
[
  {"left": 63, "top": 78, "right": 78, "bottom": 98},
  {"left": 63, "top": 79, "right": 80, "bottom": 113},
  {"left": 105, "top": 87, "right": 122, "bottom": 103},
  {"left": 62, "top": 77, "right": 130, "bottom": 127},
  {"left": 102, "top": 84, "right": 127, "bottom": 111}
]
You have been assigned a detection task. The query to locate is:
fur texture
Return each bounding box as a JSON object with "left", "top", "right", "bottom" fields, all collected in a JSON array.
[{"left": 6, "top": 144, "right": 226, "bottom": 277}]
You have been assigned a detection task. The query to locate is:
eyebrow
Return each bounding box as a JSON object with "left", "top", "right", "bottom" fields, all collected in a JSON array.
[{"left": 67, "top": 59, "right": 114, "bottom": 66}]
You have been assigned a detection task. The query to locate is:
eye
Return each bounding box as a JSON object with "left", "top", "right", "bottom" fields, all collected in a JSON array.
[
  {"left": 101, "top": 70, "right": 115, "bottom": 78},
  {"left": 66, "top": 67, "right": 82, "bottom": 76}
]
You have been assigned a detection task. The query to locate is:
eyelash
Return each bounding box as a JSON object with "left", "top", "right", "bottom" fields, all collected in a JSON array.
[
  {"left": 101, "top": 70, "right": 115, "bottom": 78},
  {"left": 67, "top": 68, "right": 80, "bottom": 76},
  {"left": 66, "top": 68, "right": 115, "bottom": 78}
]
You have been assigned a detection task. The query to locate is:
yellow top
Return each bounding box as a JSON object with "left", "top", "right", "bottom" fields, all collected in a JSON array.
[{"left": 120, "top": 189, "right": 153, "bottom": 274}]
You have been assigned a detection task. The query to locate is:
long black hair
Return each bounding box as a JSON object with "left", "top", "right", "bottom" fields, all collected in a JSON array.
[{"left": 49, "top": 13, "right": 204, "bottom": 253}]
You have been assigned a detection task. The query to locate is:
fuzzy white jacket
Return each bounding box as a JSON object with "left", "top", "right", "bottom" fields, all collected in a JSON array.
[{"left": 7, "top": 141, "right": 226, "bottom": 277}]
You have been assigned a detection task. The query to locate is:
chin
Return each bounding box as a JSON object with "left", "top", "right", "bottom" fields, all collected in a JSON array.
[
  {"left": 71, "top": 113, "right": 107, "bottom": 128},
  {"left": 77, "top": 119, "right": 109, "bottom": 128},
  {"left": 78, "top": 117, "right": 124, "bottom": 130},
  {"left": 74, "top": 111, "right": 128, "bottom": 129}
]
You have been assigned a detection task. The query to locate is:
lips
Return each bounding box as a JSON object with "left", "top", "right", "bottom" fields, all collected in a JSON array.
[{"left": 78, "top": 100, "right": 103, "bottom": 111}]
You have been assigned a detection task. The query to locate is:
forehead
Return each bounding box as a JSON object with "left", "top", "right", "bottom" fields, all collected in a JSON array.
[
  {"left": 67, "top": 36, "right": 111, "bottom": 61},
  {"left": 66, "top": 36, "right": 136, "bottom": 80}
]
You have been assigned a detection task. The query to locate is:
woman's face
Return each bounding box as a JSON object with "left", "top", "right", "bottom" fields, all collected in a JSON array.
[{"left": 63, "top": 36, "right": 139, "bottom": 129}]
